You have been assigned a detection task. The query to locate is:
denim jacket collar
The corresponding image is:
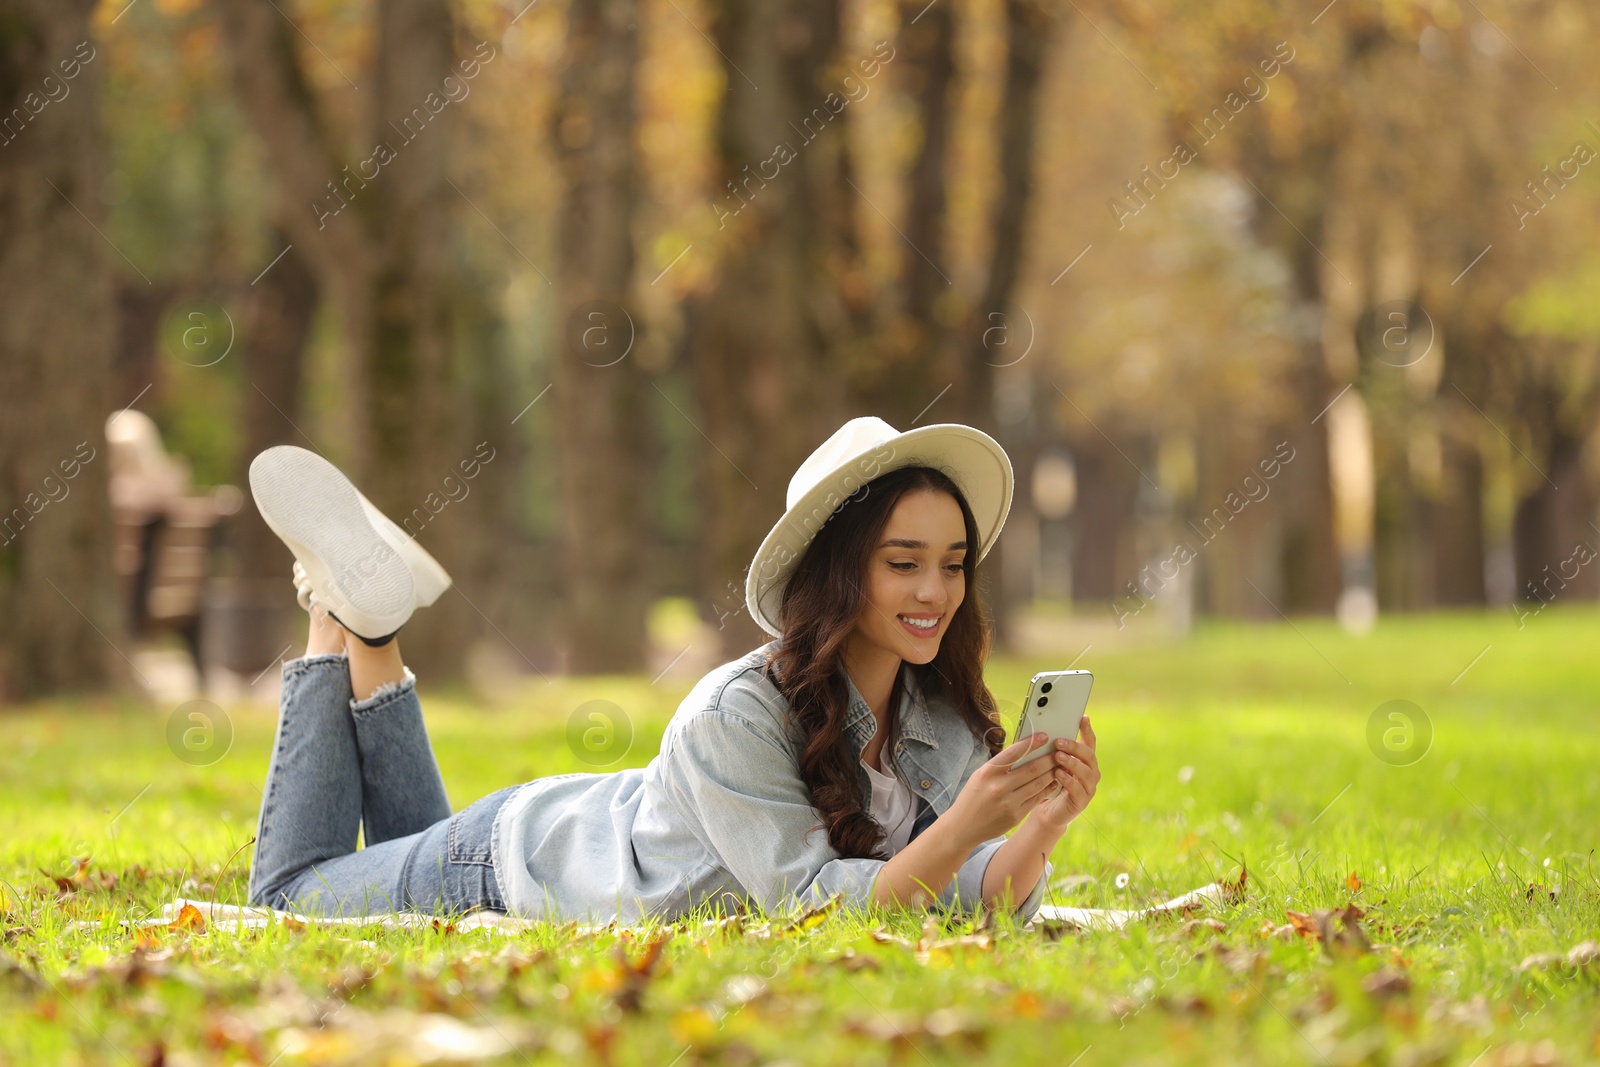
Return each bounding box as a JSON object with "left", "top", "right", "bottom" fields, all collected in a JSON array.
[
  {"left": 840, "top": 661, "right": 940, "bottom": 752},
  {"left": 760, "top": 641, "right": 974, "bottom": 820},
  {"left": 839, "top": 659, "right": 971, "bottom": 839}
]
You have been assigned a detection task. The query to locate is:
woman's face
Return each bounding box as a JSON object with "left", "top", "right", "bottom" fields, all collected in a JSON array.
[{"left": 851, "top": 489, "right": 968, "bottom": 665}]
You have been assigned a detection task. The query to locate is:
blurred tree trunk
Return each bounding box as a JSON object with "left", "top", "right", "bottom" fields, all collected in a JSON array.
[
  {"left": 1371, "top": 404, "right": 1418, "bottom": 611},
  {"left": 0, "top": 0, "right": 121, "bottom": 699},
  {"left": 1429, "top": 333, "right": 1488, "bottom": 606},
  {"left": 1431, "top": 426, "right": 1486, "bottom": 606},
  {"left": 859, "top": 0, "right": 1054, "bottom": 645},
  {"left": 693, "top": 0, "right": 851, "bottom": 658},
  {"left": 961, "top": 0, "right": 1053, "bottom": 649},
  {"left": 1067, "top": 432, "right": 1141, "bottom": 606},
  {"left": 552, "top": 0, "right": 652, "bottom": 674},
  {"left": 216, "top": 0, "right": 485, "bottom": 678},
  {"left": 1191, "top": 425, "right": 1279, "bottom": 619},
  {"left": 112, "top": 283, "right": 173, "bottom": 416},
  {"left": 217, "top": 237, "right": 319, "bottom": 671},
  {"left": 1277, "top": 360, "right": 1342, "bottom": 614},
  {"left": 1254, "top": 165, "right": 1341, "bottom": 616},
  {"left": 1513, "top": 406, "right": 1598, "bottom": 604},
  {"left": 852, "top": 0, "right": 956, "bottom": 425},
  {"left": 354, "top": 0, "right": 471, "bottom": 678},
  {"left": 236, "top": 237, "right": 317, "bottom": 585}
]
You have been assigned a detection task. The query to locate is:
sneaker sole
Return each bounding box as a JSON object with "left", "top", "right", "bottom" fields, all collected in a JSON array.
[
  {"left": 248, "top": 446, "right": 415, "bottom": 640},
  {"left": 355, "top": 492, "right": 453, "bottom": 607}
]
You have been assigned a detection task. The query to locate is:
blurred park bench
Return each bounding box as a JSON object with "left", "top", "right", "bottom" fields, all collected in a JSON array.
[{"left": 107, "top": 411, "right": 242, "bottom": 686}]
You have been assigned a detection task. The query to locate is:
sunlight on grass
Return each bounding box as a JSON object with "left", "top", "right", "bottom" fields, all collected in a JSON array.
[{"left": 1, "top": 608, "right": 1597, "bottom": 1064}]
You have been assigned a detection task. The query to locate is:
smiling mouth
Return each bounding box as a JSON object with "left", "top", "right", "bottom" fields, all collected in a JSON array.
[{"left": 898, "top": 614, "right": 941, "bottom": 635}]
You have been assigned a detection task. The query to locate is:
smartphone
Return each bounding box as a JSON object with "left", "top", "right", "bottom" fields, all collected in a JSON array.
[{"left": 1008, "top": 669, "right": 1093, "bottom": 769}]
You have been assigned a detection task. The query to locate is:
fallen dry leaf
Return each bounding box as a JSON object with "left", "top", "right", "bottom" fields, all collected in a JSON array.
[
  {"left": 1197, "top": 943, "right": 1268, "bottom": 977},
  {"left": 1517, "top": 952, "right": 1566, "bottom": 972},
  {"left": 870, "top": 927, "right": 915, "bottom": 949},
  {"left": 668, "top": 1006, "right": 721, "bottom": 1048},
  {"left": 832, "top": 949, "right": 881, "bottom": 972},
  {"left": 1285, "top": 910, "right": 1320, "bottom": 939},
  {"left": 39, "top": 857, "right": 91, "bottom": 898},
  {"left": 1007, "top": 990, "right": 1043, "bottom": 1019},
  {"left": 1155, "top": 993, "right": 1214, "bottom": 1016},
  {"left": 610, "top": 931, "right": 674, "bottom": 1013},
  {"left": 1282, "top": 904, "right": 1369, "bottom": 954},
  {"left": 1517, "top": 940, "right": 1600, "bottom": 973},
  {"left": 842, "top": 1007, "right": 988, "bottom": 1056},
  {"left": 783, "top": 893, "right": 844, "bottom": 935},
  {"left": 1217, "top": 862, "right": 1248, "bottom": 906},
  {"left": 1361, "top": 966, "right": 1411, "bottom": 1000}
]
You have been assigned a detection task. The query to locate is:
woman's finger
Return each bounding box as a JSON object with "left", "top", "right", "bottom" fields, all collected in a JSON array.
[
  {"left": 997, "top": 732, "right": 1051, "bottom": 769},
  {"left": 1009, "top": 750, "right": 1060, "bottom": 792},
  {"left": 1065, "top": 772, "right": 1091, "bottom": 809},
  {"left": 998, "top": 742, "right": 1062, "bottom": 777},
  {"left": 1036, "top": 769, "right": 1085, "bottom": 812},
  {"left": 1054, "top": 738, "right": 1096, "bottom": 762},
  {"left": 1056, "top": 753, "right": 1096, "bottom": 782},
  {"left": 1043, "top": 739, "right": 1094, "bottom": 764},
  {"left": 1025, "top": 771, "right": 1066, "bottom": 807},
  {"left": 1080, "top": 714, "right": 1096, "bottom": 749}
]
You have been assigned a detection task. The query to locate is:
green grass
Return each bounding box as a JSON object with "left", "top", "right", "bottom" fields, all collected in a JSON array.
[{"left": 2, "top": 606, "right": 1597, "bottom": 1065}]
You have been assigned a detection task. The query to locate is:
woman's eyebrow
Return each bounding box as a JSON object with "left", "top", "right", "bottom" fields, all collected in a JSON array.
[{"left": 880, "top": 538, "right": 969, "bottom": 550}]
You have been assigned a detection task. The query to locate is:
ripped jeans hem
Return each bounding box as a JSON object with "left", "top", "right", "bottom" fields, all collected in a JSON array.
[
  {"left": 351, "top": 665, "right": 418, "bottom": 715},
  {"left": 283, "top": 652, "right": 348, "bottom": 679}
]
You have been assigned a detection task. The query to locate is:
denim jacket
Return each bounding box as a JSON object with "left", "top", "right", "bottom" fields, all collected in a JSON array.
[{"left": 489, "top": 640, "right": 1052, "bottom": 924}]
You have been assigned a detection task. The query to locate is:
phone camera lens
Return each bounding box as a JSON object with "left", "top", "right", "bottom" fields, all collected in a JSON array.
[
  {"left": 1036, "top": 696, "right": 1048, "bottom": 707},
  {"left": 1041, "top": 682, "right": 1053, "bottom": 693}
]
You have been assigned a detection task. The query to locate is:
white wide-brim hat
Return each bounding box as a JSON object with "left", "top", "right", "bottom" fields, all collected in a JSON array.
[{"left": 745, "top": 416, "right": 1014, "bottom": 637}]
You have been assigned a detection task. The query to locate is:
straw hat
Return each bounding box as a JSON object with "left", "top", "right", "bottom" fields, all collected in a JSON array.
[{"left": 745, "top": 416, "right": 1013, "bottom": 637}]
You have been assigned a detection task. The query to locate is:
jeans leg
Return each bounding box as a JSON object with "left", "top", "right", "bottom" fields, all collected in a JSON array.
[
  {"left": 349, "top": 667, "right": 452, "bottom": 845},
  {"left": 248, "top": 654, "right": 364, "bottom": 908},
  {"left": 268, "top": 784, "right": 516, "bottom": 917}
]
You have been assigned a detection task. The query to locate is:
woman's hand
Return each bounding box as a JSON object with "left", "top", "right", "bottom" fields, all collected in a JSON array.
[
  {"left": 1026, "top": 714, "right": 1099, "bottom": 836},
  {"left": 945, "top": 731, "right": 1072, "bottom": 845}
]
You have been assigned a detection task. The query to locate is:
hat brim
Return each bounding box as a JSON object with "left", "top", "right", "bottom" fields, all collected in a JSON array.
[{"left": 744, "top": 423, "right": 1014, "bottom": 638}]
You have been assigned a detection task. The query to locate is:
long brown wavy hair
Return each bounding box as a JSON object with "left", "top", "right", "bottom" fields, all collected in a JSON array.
[{"left": 764, "top": 465, "right": 1006, "bottom": 860}]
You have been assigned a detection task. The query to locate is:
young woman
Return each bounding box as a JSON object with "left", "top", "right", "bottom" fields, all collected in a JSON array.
[{"left": 245, "top": 416, "right": 1100, "bottom": 923}]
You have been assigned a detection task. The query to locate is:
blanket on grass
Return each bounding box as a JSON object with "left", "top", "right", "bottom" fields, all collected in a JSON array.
[{"left": 109, "top": 882, "right": 1226, "bottom": 936}]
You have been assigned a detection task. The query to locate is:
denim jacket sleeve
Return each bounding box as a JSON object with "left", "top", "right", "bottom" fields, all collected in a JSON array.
[
  {"left": 660, "top": 709, "right": 884, "bottom": 917},
  {"left": 940, "top": 833, "right": 1052, "bottom": 920},
  {"left": 927, "top": 737, "right": 1053, "bottom": 921}
]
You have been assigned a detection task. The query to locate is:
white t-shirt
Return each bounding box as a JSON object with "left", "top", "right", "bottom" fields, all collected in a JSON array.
[{"left": 862, "top": 752, "right": 917, "bottom": 854}]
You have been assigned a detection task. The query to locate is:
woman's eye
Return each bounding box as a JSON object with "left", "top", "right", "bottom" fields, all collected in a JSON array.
[
  {"left": 889, "top": 561, "right": 915, "bottom": 571},
  {"left": 944, "top": 563, "right": 964, "bottom": 574}
]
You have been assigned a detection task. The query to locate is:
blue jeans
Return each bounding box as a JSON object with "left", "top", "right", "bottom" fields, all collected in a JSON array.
[{"left": 247, "top": 653, "right": 514, "bottom": 917}]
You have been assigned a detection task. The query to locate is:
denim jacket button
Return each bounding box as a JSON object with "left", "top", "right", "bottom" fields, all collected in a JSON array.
[{"left": 919, "top": 778, "right": 931, "bottom": 789}]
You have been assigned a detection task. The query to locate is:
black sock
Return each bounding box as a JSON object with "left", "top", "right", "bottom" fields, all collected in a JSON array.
[{"left": 327, "top": 610, "right": 399, "bottom": 647}]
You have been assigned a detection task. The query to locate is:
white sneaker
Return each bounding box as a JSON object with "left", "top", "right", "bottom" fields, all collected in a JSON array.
[
  {"left": 292, "top": 559, "right": 317, "bottom": 613},
  {"left": 249, "top": 446, "right": 451, "bottom": 641},
  {"left": 287, "top": 503, "right": 452, "bottom": 618},
  {"left": 352, "top": 488, "right": 453, "bottom": 609}
]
